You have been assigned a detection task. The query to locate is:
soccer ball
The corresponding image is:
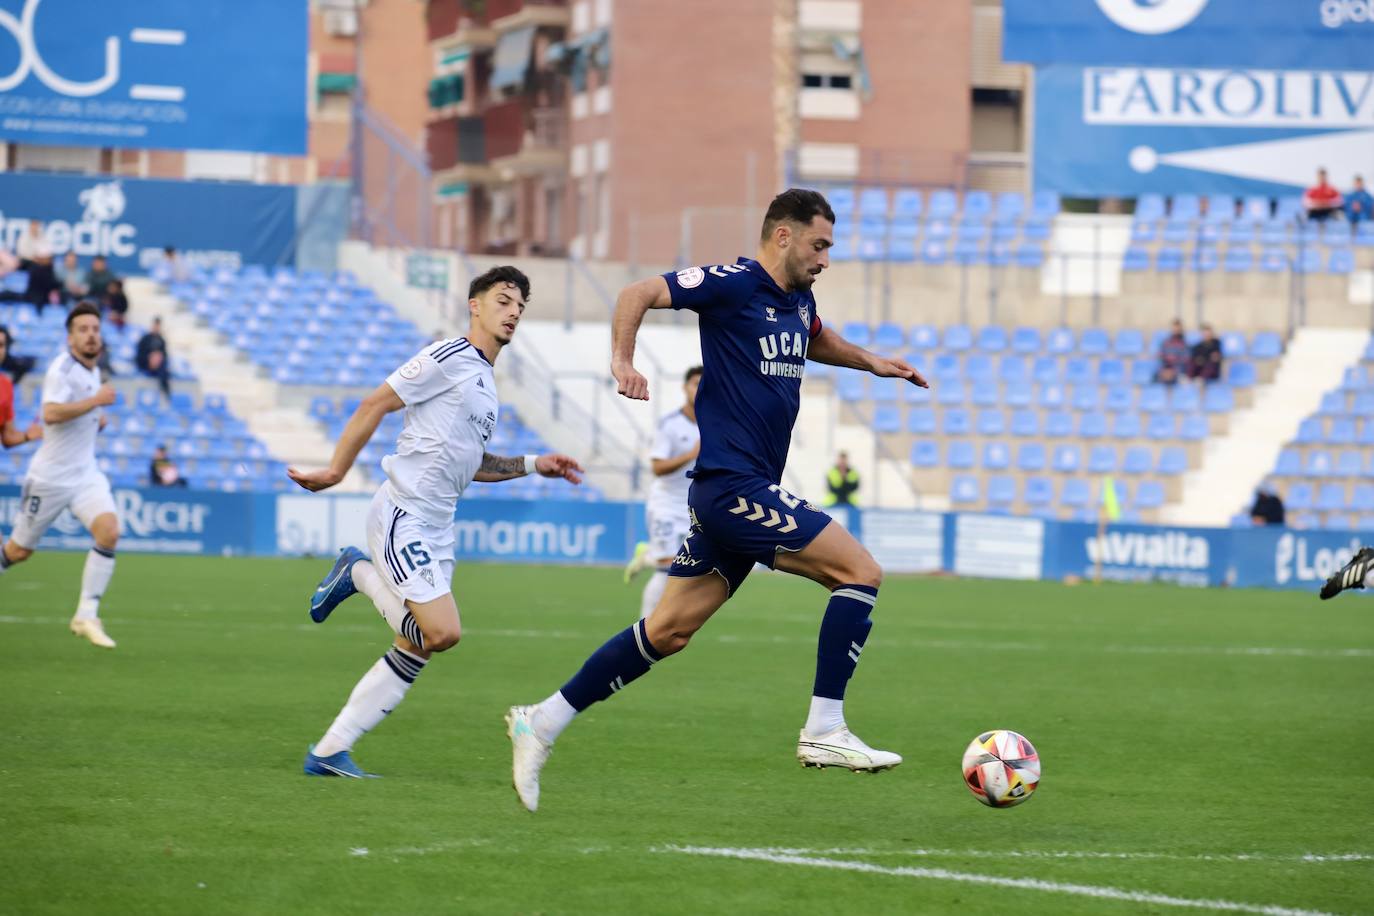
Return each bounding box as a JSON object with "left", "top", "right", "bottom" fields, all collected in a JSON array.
[{"left": 961, "top": 730, "right": 1040, "bottom": 808}]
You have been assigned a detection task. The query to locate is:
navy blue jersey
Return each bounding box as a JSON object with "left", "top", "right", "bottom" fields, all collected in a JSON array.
[{"left": 661, "top": 257, "right": 822, "bottom": 483}]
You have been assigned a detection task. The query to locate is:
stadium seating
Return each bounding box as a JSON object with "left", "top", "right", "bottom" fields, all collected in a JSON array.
[
  {"left": 823, "top": 322, "right": 1284, "bottom": 521},
  {"left": 820, "top": 185, "right": 1052, "bottom": 265},
  {"left": 1242, "top": 334, "right": 1374, "bottom": 528},
  {"left": 157, "top": 265, "right": 589, "bottom": 500}
]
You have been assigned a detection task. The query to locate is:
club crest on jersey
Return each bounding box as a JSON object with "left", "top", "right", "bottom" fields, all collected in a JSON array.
[
  {"left": 398, "top": 359, "right": 423, "bottom": 380},
  {"left": 799, "top": 304, "right": 809, "bottom": 328},
  {"left": 419, "top": 568, "right": 435, "bottom": 586},
  {"left": 675, "top": 267, "right": 704, "bottom": 289},
  {"left": 765, "top": 307, "right": 777, "bottom": 322}
]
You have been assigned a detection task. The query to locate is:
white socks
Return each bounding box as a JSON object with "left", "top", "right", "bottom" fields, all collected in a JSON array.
[
  {"left": 74, "top": 547, "right": 116, "bottom": 621},
  {"left": 315, "top": 646, "right": 427, "bottom": 757},
  {"left": 804, "top": 696, "right": 846, "bottom": 737},
  {"left": 533, "top": 691, "right": 578, "bottom": 743},
  {"left": 640, "top": 569, "right": 669, "bottom": 619},
  {"left": 353, "top": 559, "right": 414, "bottom": 641}
]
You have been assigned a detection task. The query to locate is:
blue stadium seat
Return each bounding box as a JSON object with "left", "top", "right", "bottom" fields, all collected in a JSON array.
[
  {"left": 1223, "top": 248, "right": 1253, "bottom": 272},
  {"left": 1122, "top": 446, "right": 1153, "bottom": 474},
  {"left": 908, "top": 407, "right": 937, "bottom": 435},
  {"left": 1121, "top": 246, "right": 1150, "bottom": 271},
  {"left": 1004, "top": 385, "right": 1031, "bottom": 408},
  {"left": 1135, "top": 480, "right": 1165, "bottom": 509},
  {"left": 909, "top": 324, "right": 939, "bottom": 350},
  {"left": 1098, "top": 359, "right": 1125, "bottom": 386},
  {"left": 1088, "top": 445, "right": 1117, "bottom": 474},
  {"left": 1038, "top": 383, "right": 1066, "bottom": 409},
  {"left": 977, "top": 326, "right": 1008, "bottom": 352},
  {"left": 1316, "top": 483, "right": 1347, "bottom": 511},
  {"left": 1024, "top": 476, "right": 1053, "bottom": 507},
  {"left": 1158, "top": 446, "right": 1188, "bottom": 475},
  {"left": 951, "top": 475, "right": 980, "bottom": 505},
  {"left": 1079, "top": 413, "right": 1108, "bottom": 439},
  {"left": 1170, "top": 385, "right": 1200, "bottom": 413},
  {"left": 999, "top": 356, "right": 1028, "bottom": 384},
  {"left": 828, "top": 187, "right": 856, "bottom": 218},
  {"left": 1010, "top": 410, "right": 1040, "bottom": 437},
  {"left": 1079, "top": 328, "right": 1110, "bottom": 356},
  {"left": 1228, "top": 361, "right": 1257, "bottom": 387},
  {"left": 1146, "top": 412, "right": 1176, "bottom": 440},
  {"left": 1351, "top": 484, "right": 1374, "bottom": 512},
  {"left": 1046, "top": 411, "right": 1074, "bottom": 438},
  {"left": 943, "top": 325, "right": 973, "bottom": 351},
  {"left": 1032, "top": 356, "right": 1060, "bottom": 383},
  {"left": 983, "top": 441, "right": 1011, "bottom": 470},
  {"left": 892, "top": 188, "right": 922, "bottom": 220},
  {"left": 911, "top": 440, "right": 940, "bottom": 468},
  {"left": 1179, "top": 414, "right": 1209, "bottom": 440},
  {"left": 932, "top": 352, "right": 962, "bottom": 382},
  {"left": 1017, "top": 442, "right": 1047, "bottom": 471},
  {"left": 858, "top": 188, "right": 889, "bottom": 220},
  {"left": 1336, "top": 450, "right": 1363, "bottom": 477},
  {"left": 1155, "top": 247, "right": 1184, "bottom": 271},
  {"left": 987, "top": 475, "right": 1017, "bottom": 508},
  {"left": 1011, "top": 326, "right": 1041, "bottom": 354},
  {"left": 1162, "top": 219, "right": 1192, "bottom": 243},
  {"left": 937, "top": 380, "right": 966, "bottom": 406},
  {"left": 948, "top": 441, "right": 976, "bottom": 469},
  {"left": 1317, "top": 391, "right": 1346, "bottom": 416},
  {"left": 1052, "top": 444, "right": 1081, "bottom": 472},
  {"left": 1329, "top": 418, "right": 1356, "bottom": 445},
  {"left": 1105, "top": 386, "right": 1133, "bottom": 412},
  {"left": 871, "top": 378, "right": 904, "bottom": 403},
  {"left": 1114, "top": 329, "right": 1145, "bottom": 357},
  {"left": 1329, "top": 249, "right": 1355, "bottom": 273},
  {"left": 1287, "top": 483, "right": 1315, "bottom": 509},
  {"left": 963, "top": 190, "right": 993, "bottom": 220},
  {"left": 841, "top": 321, "right": 872, "bottom": 347},
  {"left": 836, "top": 373, "right": 866, "bottom": 402},
  {"left": 995, "top": 191, "right": 1025, "bottom": 221},
  {"left": 1071, "top": 385, "right": 1100, "bottom": 411},
  {"left": 943, "top": 408, "right": 971, "bottom": 435},
  {"left": 1294, "top": 417, "right": 1323, "bottom": 444},
  {"left": 872, "top": 405, "right": 901, "bottom": 433},
  {"left": 1111, "top": 412, "right": 1142, "bottom": 439},
  {"left": 1172, "top": 193, "right": 1201, "bottom": 220},
  {"left": 928, "top": 189, "right": 958, "bottom": 220},
  {"left": 1064, "top": 358, "right": 1092, "bottom": 386},
  {"left": 976, "top": 410, "right": 1006, "bottom": 437},
  {"left": 1204, "top": 194, "right": 1235, "bottom": 223},
  {"left": 1061, "top": 478, "right": 1091, "bottom": 508},
  {"left": 965, "top": 355, "right": 994, "bottom": 381}
]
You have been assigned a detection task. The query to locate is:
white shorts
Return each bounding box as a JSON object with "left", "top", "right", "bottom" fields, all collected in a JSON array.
[
  {"left": 647, "top": 505, "right": 692, "bottom": 564},
  {"left": 11, "top": 473, "right": 118, "bottom": 550},
  {"left": 366, "top": 486, "right": 455, "bottom": 605}
]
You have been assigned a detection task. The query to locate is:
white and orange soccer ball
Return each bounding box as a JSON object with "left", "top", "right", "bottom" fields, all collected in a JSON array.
[{"left": 961, "top": 729, "right": 1041, "bottom": 808}]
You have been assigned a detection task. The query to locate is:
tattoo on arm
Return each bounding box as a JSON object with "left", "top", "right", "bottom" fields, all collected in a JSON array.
[{"left": 480, "top": 452, "right": 526, "bottom": 477}]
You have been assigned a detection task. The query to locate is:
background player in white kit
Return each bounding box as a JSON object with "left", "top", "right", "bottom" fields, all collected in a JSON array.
[
  {"left": 623, "top": 366, "right": 700, "bottom": 619},
  {"left": 0, "top": 302, "right": 121, "bottom": 649},
  {"left": 287, "top": 266, "right": 584, "bottom": 778}
]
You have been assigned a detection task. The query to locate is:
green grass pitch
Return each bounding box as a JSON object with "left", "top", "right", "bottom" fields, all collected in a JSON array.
[{"left": 1, "top": 553, "right": 1372, "bottom": 915}]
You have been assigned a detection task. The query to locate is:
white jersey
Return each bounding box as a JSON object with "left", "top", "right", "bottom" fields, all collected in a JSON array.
[
  {"left": 647, "top": 409, "right": 698, "bottom": 520},
  {"left": 28, "top": 350, "right": 102, "bottom": 486},
  {"left": 381, "top": 337, "right": 499, "bottom": 527}
]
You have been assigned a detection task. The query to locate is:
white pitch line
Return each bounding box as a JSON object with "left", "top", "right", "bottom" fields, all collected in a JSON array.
[
  {"left": 130, "top": 28, "right": 185, "bottom": 44},
  {"left": 660, "top": 846, "right": 1336, "bottom": 916},
  {"left": 739, "top": 846, "right": 1374, "bottom": 864}
]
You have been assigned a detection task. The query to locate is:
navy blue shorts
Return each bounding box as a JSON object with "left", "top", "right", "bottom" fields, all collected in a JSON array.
[{"left": 667, "top": 474, "right": 833, "bottom": 595}]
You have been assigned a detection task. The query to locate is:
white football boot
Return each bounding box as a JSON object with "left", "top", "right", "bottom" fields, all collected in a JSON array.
[
  {"left": 506, "top": 705, "right": 553, "bottom": 811},
  {"left": 797, "top": 726, "right": 902, "bottom": 772},
  {"left": 70, "top": 618, "right": 116, "bottom": 649}
]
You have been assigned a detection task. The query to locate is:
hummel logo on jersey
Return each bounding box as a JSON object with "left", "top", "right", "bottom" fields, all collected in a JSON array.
[{"left": 765, "top": 307, "right": 777, "bottom": 322}]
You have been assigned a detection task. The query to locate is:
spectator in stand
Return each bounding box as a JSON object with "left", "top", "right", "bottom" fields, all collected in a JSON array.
[
  {"left": 1188, "top": 323, "right": 1224, "bottom": 384},
  {"left": 149, "top": 445, "right": 187, "bottom": 488},
  {"left": 824, "top": 451, "right": 860, "bottom": 507},
  {"left": 15, "top": 220, "right": 58, "bottom": 313},
  {"left": 1249, "top": 481, "right": 1285, "bottom": 527},
  {"left": 0, "top": 248, "right": 20, "bottom": 303},
  {"left": 135, "top": 317, "right": 172, "bottom": 399},
  {"left": 102, "top": 278, "right": 129, "bottom": 330},
  {"left": 1154, "top": 319, "right": 1190, "bottom": 385},
  {"left": 1345, "top": 175, "right": 1372, "bottom": 228},
  {"left": 54, "top": 251, "right": 88, "bottom": 304},
  {"left": 0, "top": 327, "right": 42, "bottom": 449},
  {"left": 0, "top": 326, "right": 36, "bottom": 386},
  {"left": 84, "top": 255, "right": 117, "bottom": 301},
  {"left": 1302, "top": 167, "right": 1344, "bottom": 222},
  {"left": 159, "top": 246, "right": 192, "bottom": 283}
]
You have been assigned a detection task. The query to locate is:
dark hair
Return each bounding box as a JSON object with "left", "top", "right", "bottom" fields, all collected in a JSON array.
[
  {"left": 469, "top": 265, "right": 531, "bottom": 303},
  {"left": 163, "top": 245, "right": 176, "bottom": 256},
  {"left": 66, "top": 301, "right": 101, "bottom": 331},
  {"left": 684, "top": 365, "right": 703, "bottom": 383},
  {"left": 760, "top": 188, "right": 836, "bottom": 241},
  {"left": 0, "top": 325, "right": 10, "bottom": 347}
]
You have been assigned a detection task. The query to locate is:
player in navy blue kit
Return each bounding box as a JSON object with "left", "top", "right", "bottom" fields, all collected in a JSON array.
[{"left": 506, "top": 189, "right": 927, "bottom": 810}]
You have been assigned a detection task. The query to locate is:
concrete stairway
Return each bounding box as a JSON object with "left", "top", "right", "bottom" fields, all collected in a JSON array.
[
  {"left": 1163, "top": 327, "right": 1369, "bottom": 526},
  {"left": 124, "top": 278, "right": 367, "bottom": 492}
]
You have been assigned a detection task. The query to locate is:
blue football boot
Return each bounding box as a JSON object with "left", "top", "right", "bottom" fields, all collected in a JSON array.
[
  {"left": 309, "top": 546, "right": 367, "bottom": 623},
  {"left": 303, "top": 744, "right": 379, "bottom": 778}
]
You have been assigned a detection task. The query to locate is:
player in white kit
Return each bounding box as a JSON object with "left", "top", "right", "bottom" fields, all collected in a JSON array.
[
  {"left": 0, "top": 303, "right": 120, "bottom": 648},
  {"left": 287, "top": 266, "right": 584, "bottom": 778},
  {"left": 624, "top": 366, "right": 700, "bottom": 619}
]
